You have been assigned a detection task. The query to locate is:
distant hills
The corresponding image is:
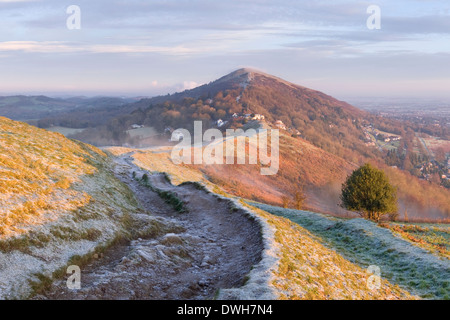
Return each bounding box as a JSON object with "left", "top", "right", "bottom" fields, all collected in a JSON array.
[
  {"left": 0, "top": 95, "right": 137, "bottom": 123},
  {"left": 0, "top": 95, "right": 74, "bottom": 120}
]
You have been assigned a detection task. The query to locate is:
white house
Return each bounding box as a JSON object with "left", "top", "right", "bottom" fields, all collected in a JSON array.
[
  {"left": 275, "top": 120, "right": 286, "bottom": 130},
  {"left": 216, "top": 119, "right": 226, "bottom": 127},
  {"left": 252, "top": 114, "right": 265, "bottom": 120},
  {"left": 171, "top": 131, "right": 184, "bottom": 141}
]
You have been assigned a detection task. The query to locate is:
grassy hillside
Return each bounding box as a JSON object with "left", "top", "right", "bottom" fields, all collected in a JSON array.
[
  {"left": 242, "top": 202, "right": 413, "bottom": 300},
  {"left": 252, "top": 202, "right": 449, "bottom": 299},
  {"left": 197, "top": 132, "right": 355, "bottom": 212},
  {"left": 379, "top": 222, "right": 449, "bottom": 259},
  {"left": 0, "top": 96, "right": 74, "bottom": 120},
  {"left": 108, "top": 130, "right": 356, "bottom": 216},
  {"left": 0, "top": 117, "right": 156, "bottom": 298},
  {"left": 0, "top": 116, "right": 102, "bottom": 236}
]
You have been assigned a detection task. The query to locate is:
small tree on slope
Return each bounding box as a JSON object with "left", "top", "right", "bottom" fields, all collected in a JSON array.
[{"left": 340, "top": 163, "right": 398, "bottom": 221}]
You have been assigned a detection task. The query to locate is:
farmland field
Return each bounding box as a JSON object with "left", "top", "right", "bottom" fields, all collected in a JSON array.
[
  {"left": 126, "top": 127, "right": 158, "bottom": 138},
  {"left": 422, "top": 136, "right": 450, "bottom": 154},
  {"left": 46, "top": 126, "right": 86, "bottom": 136}
]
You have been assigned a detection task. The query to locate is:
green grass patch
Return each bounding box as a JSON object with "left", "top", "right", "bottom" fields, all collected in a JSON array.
[{"left": 136, "top": 174, "right": 187, "bottom": 213}]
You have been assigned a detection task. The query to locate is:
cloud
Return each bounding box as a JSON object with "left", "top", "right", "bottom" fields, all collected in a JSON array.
[
  {"left": 181, "top": 81, "right": 200, "bottom": 91},
  {"left": 0, "top": 0, "right": 449, "bottom": 98},
  {"left": 0, "top": 41, "right": 207, "bottom": 55}
]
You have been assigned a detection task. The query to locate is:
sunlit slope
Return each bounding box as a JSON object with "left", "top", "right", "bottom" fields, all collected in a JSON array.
[
  {"left": 197, "top": 132, "right": 355, "bottom": 212},
  {"left": 108, "top": 130, "right": 356, "bottom": 215},
  {"left": 0, "top": 116, "right": 106, "bottom": 236},
  {"left": 0, "top": 117, "right": 146, "bottom": 298}
]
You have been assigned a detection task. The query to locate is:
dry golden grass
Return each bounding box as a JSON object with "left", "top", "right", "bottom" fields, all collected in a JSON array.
[
  {"left": 0, "top": 117, "right": 104, "bottom": 237},
  {"left": 131, "top": 150, "right": 206, "bottom": 186},
  {"left": 105, "top": 146, "right": 136, "bottom": 156},
  {"left": 191, "top": 133, "right": 355, "bottom": 213},
  {"left": 379, "top": 222, "right": 450, "bottom": 259}
]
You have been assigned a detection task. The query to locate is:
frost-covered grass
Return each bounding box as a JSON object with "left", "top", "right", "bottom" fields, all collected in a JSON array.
[
  {"left": 0, "top": 117, "right": 106, "bottom": 237},
  {"left": 0, "top": 157, "right": 144, "bottom": 299},
  {"left": 0, "top": 118, "right": 159, "bottom": 299},
  {"left": 250, "top": 202, "right": 449, "bottom": 300},
  {"left": 238, "top": 202, "right": 412, "bottom": 300}
]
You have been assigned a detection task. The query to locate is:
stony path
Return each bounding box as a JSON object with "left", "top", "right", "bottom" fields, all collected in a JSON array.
[{"left": 39, "top": 153, "right": 263, "bottom": 300}]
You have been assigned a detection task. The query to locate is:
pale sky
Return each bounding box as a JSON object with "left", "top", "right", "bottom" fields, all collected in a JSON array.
[{"left": 0, "top": 0, "right": 449, "bottom": 100}]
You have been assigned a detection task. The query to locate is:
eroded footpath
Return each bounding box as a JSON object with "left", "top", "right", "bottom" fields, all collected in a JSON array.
[{"left": 40, "top": 153, "right": 264, "bottom": 299}]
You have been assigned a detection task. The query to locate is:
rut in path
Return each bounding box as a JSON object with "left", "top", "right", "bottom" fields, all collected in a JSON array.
[{"left": 38, "top": 153, "right": 264, "bottom": 300}]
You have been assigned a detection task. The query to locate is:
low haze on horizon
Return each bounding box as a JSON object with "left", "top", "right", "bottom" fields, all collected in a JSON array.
[{"left": 1, "top": 0, "right": 449, "bottom": 101}]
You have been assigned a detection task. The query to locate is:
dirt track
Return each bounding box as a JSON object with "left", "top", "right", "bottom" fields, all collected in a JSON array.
[{"left": 39, "top": 153, "right": 263, "bottom": 300}]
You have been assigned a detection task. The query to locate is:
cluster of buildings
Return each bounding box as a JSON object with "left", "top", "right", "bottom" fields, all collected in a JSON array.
[
  {"left": 215, "top": 114, "right": 301, "bottom": 136},
  {"left": 376, "top": 133, "right": 401, "bottom": 143},
  {"left": 215, "top": 113, "right": 265, "bottom": 128},
  {"left": 443, "top": 158, "right": 450, "bottom": 180},
  {"left": 274, "top": 120, "right": 286, "bottom": 130},
  {"left": 415, "top": 157, "right": 450, "bottom": 186},
  {"left": 361, "top": 124, "right": 402, "bottom": 147}
]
